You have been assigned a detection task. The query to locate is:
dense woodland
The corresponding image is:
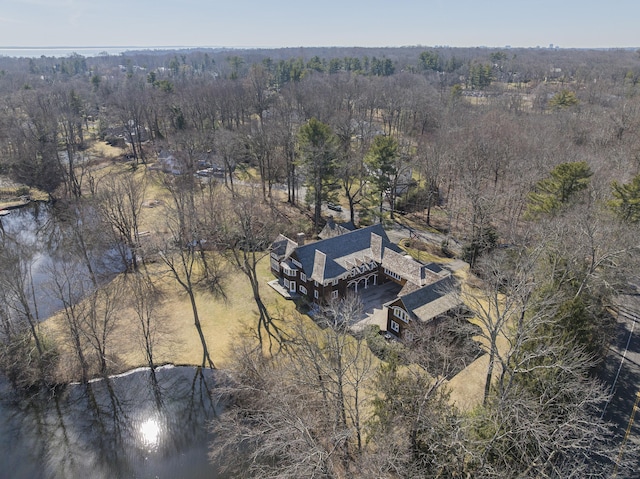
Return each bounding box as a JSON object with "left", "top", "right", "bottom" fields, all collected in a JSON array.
[{"left": 1, "top": 46, "right": 640, "bottom": 477}]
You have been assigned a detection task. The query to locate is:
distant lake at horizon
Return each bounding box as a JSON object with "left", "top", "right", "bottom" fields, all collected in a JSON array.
[{"left": 0, "top": 46, "right": 218, "bottom": 58}]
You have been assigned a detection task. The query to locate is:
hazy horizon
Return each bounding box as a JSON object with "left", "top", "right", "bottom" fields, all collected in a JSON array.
[
  {"left": 2, "top": 0, "right": 638, "bottom": 51},
  {"left": 0, "top": 44, "right": 637, "bottom": 60}
]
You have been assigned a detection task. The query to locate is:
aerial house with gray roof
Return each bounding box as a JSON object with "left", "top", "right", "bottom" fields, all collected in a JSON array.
[{"left": 270, "top": 224, "right": 463, "bottom": 339}]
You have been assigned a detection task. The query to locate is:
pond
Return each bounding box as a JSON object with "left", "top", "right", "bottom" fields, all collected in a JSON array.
[
  {"left": 0, "top": 202, "right": 125, "bottom": 320},
  {"left": 0, "top": 366, "right": 223, "bottom": 479},
  {"left": 0, "top": 204, "right": 226, "bottom": 478}
]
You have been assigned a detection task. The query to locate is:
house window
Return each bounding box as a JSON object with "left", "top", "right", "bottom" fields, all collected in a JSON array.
[
  {"left": 282, "top": 266, "right": 296, "bottom": 277},
  {"left": 332, "top": 278, "right": 339, "bottom": 286},
  {"left": 314, "top": 280, "right": 319, "bottom": 287},
  {"left": 390, "top": 320, "right": 400, "bottom": 333},
  {"left": 299, "top": 285, "right": 307, "bottom": 295},
  {"left": 384, "top": 268, "right": 402, "bottom": 281},
  {"left": 289, "top": 281, "right": 296, "bottom": 293},
  {"left": 271, "top": 259, "right": 280, "bottom": 271},
  {"left": 393, "top": 307, "right": 410, "bottom": 323},
  {"left": 283, "top": 279, "right": 289, "bottom": 289},
  {"left": 300, "top": 272, "right": 307, "bottom": 282},
  {"left": 331, "top": 290, "right": 339, "bottom": 299},
  {"left": 314, "top": 290, "right": 319, "bottom": 299}
]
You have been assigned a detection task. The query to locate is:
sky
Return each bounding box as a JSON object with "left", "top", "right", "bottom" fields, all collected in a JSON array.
[{"left": 1, "top": 0, "right": 638, "bottom": 50}]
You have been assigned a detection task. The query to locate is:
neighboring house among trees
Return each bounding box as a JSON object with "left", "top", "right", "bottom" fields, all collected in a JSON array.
[
  {"left": 270, "top": 224, "right": 461, "bottom": 338},
  {"left": 151, "top": 150, "right": 184, "bottom": 175},
  {"left": 150, "top": 149, "right": 228, "bottom": 177}
]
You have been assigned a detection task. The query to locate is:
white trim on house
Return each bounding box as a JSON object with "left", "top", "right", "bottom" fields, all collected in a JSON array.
[
  {"left": 282, "top": 266, "right": 297, "bottom": 276},
  {"left": 384, "top": 268, "right": 402, "bottom": 281},
  {"left": 393, "top": 306, "right": 410, "bottom": 323},
  {"left": 270, "top": 226, "right": 460, "bottom": 339},
  {"left": 347, "top": 272, "right": 378, "bottom": 293}
]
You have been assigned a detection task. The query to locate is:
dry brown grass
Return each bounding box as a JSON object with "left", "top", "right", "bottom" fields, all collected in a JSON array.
[
  {"left": 444, "top": 270, "right": 513, "bottom": 411},
  {"left": 86, "top": 140, "right": 123, "bottom": 161},
  {"left": 399, "top": 239, "right": 455, "bottom": 265},
  {"left": 39, "top": 156, "right": 303, "bottom": 377},
  {"left": 35, "top": 149, "right": 492, "bottom": 411},
  {"left": 42, "top": 252, "right": 300, "bottom": 379},
  {"left": 8, "top": 139, "right": 309, "bottom": 379},
  {"left": 0, "top": 184, "right": 49, "bottom": 209}
]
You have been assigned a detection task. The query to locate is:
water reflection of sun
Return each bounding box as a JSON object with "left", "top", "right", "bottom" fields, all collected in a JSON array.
[{"left": 139, "top": 417, "right": 162, "bottom": 451}]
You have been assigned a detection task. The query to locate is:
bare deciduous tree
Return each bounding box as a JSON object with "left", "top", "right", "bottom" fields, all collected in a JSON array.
[
  {"left": 128, "top": 273, "right": 162, "bottom": 373},
  {"left": 96, "top": 169, "right": 147, "bottom": 271},
  {"left": 0, "top": 236, "right": 55, "bottom": 387},
  {"left": 220, "top": 187, "right": 285, "bottom": 351},
  {"left": 82, "top": 280, "right": 123, "bottom": 377},
  {"left": 365, "top": 355, "right": 466, "bottom": 478},
  {"left": 47, "top": 260, "right": 92, "bottom": 382},
  {"left": 210, "top": 297, "right": 376, "bottom": 477},
  {"left": 157, "top": 175, "right": 223, "bottom": 369}
]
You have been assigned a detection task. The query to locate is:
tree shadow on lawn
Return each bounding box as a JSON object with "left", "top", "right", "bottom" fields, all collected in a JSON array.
[{"left": 362, "top": 313, "right": 484, "bottom": 380}]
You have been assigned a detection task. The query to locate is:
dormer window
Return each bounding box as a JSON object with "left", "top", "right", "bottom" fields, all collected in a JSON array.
[
  {"left": 282, "top": 266, "right": 297, "bottom": 277},
  {"left": 393, "top": 307, "right": 410, "bottom": 323}
]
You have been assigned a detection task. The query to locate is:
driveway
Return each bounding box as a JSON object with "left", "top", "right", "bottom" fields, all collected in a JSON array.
[
  {"left": 386, "top": 221, "right": 463, "bottom": 257},
  {"left": 599, "top": 295, "right": 640, "bottom": 461},
  {"left": 350, "top": 281, "right": 402, "bottom": 332}
]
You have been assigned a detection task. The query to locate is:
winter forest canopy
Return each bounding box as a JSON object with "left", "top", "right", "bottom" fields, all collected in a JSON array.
[{"left": 1, "top": 45, "right": 640, "bottom": 477}]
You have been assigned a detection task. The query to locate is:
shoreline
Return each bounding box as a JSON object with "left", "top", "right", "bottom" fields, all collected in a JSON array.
[
  {"left": 0, "top": 196, "right": 50, "bottom": 213},
  {"left": 0, "top": 199, "right": 32, "bottom": 212},
  {"left": 69, "top": 362, "right": 224, "bottom": 386}
]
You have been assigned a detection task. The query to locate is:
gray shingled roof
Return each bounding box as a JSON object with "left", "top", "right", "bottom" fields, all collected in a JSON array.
[
  {"left": 399, "top": 277, "right": 461, "bottom": 322},
  {"left": 424, "top": 262, "right": 446, "bottom": 275},
  {"left": 270, "top": 234, "right": 298, "bottom": 259},
  {"left": 398, "top": 280, "right": 422, "bottom": 296},
  {"left": 381, "top": 248, "right": 443, "bottom": 286},
  {"left": 292, "top": 224, "right": 400, "bottom": 282},
  {"left": 318, "top": 218, "right": 355, "bottom": 239}
]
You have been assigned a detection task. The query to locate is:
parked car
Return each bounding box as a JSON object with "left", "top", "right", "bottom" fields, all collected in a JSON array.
[{"left": 327, "top": 202, "right": 343, "bottom": 212}]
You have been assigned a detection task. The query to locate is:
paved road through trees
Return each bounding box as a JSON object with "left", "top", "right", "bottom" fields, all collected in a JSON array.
[{"left": 599, "top": 295, "right": 640, "bottom": 468}]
